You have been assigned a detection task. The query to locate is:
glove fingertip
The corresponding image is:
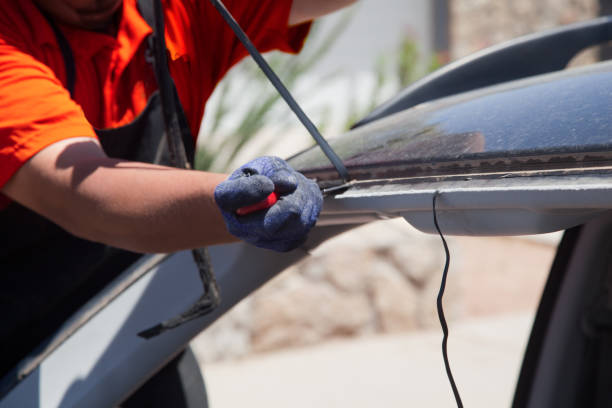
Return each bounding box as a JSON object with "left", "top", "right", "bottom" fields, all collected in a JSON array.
[
  {"left": 214, "top": 175, "right": 274, "bottom": 211},
  {"left": 269, "top": 170, "right": 297, "bottom": 193}
]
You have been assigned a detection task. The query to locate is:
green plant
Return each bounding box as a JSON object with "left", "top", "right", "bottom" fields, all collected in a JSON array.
[{"left": 343, "top": 36, "right": 441, "bottom": 131}]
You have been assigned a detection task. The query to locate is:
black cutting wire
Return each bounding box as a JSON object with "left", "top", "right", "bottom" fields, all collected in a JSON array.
[
  {"left": 433, "top": 192, "right": 464, "bottom": 408},
  {"left": 207, "top": 0, "right": 350, "bottom": 183}
]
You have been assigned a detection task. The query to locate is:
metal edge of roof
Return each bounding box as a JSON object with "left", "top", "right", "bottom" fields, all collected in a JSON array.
[{"left": 317, "top": 172, "right": 612, "bottom": 236}]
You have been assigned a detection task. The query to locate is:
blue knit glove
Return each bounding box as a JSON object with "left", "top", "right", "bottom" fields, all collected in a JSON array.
[{"left": 214, "top": 156, "right": 323, "bottom": 252}]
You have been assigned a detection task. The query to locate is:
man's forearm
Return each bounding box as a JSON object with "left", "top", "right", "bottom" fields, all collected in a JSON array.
[
  {"left": 57, "top": 161, "right": 236, "bottom": 253},
  {"left": 2, "top": 138, "right": 237, "bottom": 253}
]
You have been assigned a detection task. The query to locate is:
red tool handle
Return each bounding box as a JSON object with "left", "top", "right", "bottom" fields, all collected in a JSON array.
[{"left": 236, "top": 192, "right": 278, "bottom": 216}]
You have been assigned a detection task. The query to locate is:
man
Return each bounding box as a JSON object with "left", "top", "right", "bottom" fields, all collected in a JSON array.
[
  {"left": 0, "top": 0, "right": 354, "bottom": 253},
  {"left": 0, "top": 0, "right": 355, "bottom": 374}
]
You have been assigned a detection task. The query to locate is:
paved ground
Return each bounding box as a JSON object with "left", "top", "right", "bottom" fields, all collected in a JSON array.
[{"left": 201, "top": 313, "right": 534, "bottom": 408}]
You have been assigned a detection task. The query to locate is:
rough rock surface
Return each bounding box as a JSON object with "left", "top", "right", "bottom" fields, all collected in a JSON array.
[{"left": 193, "top": 215, "right": 559, "bottom": 364}]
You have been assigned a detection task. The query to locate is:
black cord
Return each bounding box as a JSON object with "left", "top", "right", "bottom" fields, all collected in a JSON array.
[
  {"left": 207, "top": 0, "right": 350, "bottom": 183},
  {"left": 433, "top": 192, "right": 464, "bottom": 408}
]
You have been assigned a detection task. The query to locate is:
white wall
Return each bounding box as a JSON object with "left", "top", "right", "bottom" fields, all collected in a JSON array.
[{"left": 310, "top": 0, "right": 432, "bottom": 76}]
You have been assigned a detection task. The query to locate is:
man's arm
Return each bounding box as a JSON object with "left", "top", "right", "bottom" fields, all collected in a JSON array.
[
  {"left": 1, "top": 138, "right": 237, "bottom": 253},
  {"left": 289, "top": 0, "right": 357, "bottom": 26}
]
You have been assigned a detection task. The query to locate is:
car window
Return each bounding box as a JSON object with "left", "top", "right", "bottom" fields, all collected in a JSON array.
[{"left": 289, "top": 62, "right": 612, "bottom": 182}]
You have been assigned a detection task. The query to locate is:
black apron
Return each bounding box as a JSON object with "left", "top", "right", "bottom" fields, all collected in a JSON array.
[{"left": 0, "top": 1, "right": 195, "bottom": 375}]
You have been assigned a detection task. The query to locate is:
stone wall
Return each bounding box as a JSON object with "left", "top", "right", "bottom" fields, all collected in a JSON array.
[
  {"left": 192, "top": 219, "right": 557, "bottom": 363},
  {"left": 193, "top": 220, "right": 450, "bottom": 362},
  {"left": 450, "top": 0, "right": 599, "bottom": 60}
]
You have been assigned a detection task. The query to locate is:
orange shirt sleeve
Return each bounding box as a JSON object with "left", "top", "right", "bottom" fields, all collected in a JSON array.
[{"left": 0, "top": 4, "right": 96, "bottom": 189}]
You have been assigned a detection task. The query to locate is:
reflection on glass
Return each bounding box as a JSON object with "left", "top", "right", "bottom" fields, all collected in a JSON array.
[{"left": 289, "top": 64, "right": 612, "bottom": 181}]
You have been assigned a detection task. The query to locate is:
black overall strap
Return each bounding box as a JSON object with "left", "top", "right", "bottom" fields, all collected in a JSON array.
[
  {"left": 39, "top": 10, "right": 76, "bottom": 98},
  {"left": 136, "top": 0, "right": 220, "bottom": 339},
  {"left": 140, "top": 0, "right": 193, "bottom": 167}
]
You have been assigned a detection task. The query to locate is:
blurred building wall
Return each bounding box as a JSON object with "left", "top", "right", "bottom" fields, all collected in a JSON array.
[
  {"left": 450, "top": 0, "right": 599, "bottom": 60},
  {"left": 309, "top": 0, "right": 432, "bottom": 76}
]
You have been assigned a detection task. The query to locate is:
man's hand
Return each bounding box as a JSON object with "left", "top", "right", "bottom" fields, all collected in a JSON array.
[{"left": 214, "top": 156, "right": 322, "bottom": 252}]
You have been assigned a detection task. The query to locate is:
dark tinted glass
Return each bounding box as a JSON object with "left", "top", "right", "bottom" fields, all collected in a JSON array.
[{"left": 289, "top": 62, "right": 612, "bottom": 182}]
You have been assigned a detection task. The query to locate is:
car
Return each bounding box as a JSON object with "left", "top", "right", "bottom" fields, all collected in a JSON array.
[{"left": 0, "top": 15, "right": 611, "bottom": 408}]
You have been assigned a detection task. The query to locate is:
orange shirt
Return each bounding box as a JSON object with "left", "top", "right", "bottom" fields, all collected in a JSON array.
[{"left": 0, "top": 0, "right": 310, "bottom": 191}]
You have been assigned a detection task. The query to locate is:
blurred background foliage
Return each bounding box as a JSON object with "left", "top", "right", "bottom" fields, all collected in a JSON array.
[
  {"left": 344, "top": 37, "right": 442, "bottom": 130},
  {"left": 195, "top": 17, "right": 439, "bottom": 172}
]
